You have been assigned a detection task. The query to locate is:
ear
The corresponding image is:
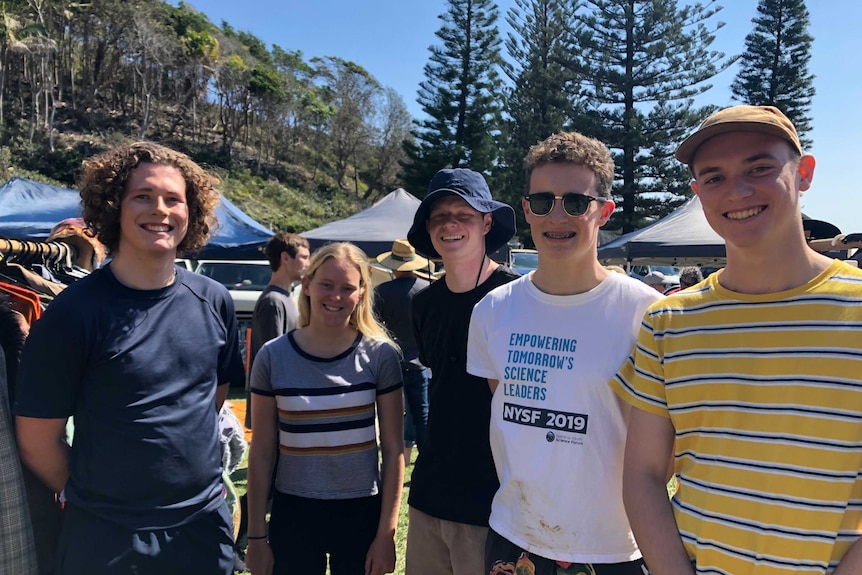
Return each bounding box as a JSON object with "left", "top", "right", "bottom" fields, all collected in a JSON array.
[
  {"left": 598, "top": 199, "right": 615, "bottom": 224},
  {"left": 301, "top": 275, "right": 310, "bottom": 296},
  {"left": 690, "top": 180, "right": 700, "bottom": 197},
  {"left": 797, "top": 154, "right": 816, "bottom": 192},
  {"left": 482, "top": 213, "right": 493, "bottom": 235}
]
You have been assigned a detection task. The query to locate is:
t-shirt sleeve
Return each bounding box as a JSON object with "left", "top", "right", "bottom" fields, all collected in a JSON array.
[
  {"left": 609, "top": 312, "right": 671, "bottom": 419},
  {"left": 15, "top": 298, "right": 86, "bottom": 418},
  {"left": 466, "top": 297, "right": 497, "bottom": 380},
  {"left": 256, "top": 296, "right": 286, "bottom": 343},
  {"left": 216, "top": 291, "right": 245, "bottom": 387},
  {"left": 375, "top": 341, "right": 403, "bottom": 396},
  {"left": 249, "top": 345, "right": 274, "bottom": 396}
]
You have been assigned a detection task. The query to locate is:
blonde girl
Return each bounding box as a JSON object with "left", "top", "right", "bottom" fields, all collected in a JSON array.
[{"left": 246, "top": 242, "right": 405, "bottom": 575}]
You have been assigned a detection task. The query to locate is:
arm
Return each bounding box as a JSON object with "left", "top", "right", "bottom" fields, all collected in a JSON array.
[
  {"left": 488, "top": 378, "right": 499, "bottom": 394},
  {"left": 15, "top": 416, "right": 69, "bottom": 493},
  {"left": 834, "top": 537, "right": 862, "bottom": 575},
  {"left": 622, "top": 407, "right": 693, "bottom": 575},
  {"left": 245, "top": 389, "right": 278, "bottom": 575},
  {"left": 365, "top": 389, "right": 405, "bottom": 575}
]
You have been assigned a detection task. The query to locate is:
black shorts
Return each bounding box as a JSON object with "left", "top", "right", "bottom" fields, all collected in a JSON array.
[
  {"left": 269, "top": 490, "right": 381, "bottom": 575},
  {"left": 485, "top": 529, "right": 649, "bottom": 575},
  {"left": 55, "top": 501, "right": 233, "bottom": 575}
]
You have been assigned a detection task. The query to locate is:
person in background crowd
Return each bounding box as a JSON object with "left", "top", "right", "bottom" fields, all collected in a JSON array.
[
  {"left": 404, "top": 168, "right": 518, "bottom": 575},
  {"left": 642, "top": 270, "right": 668, "bottom": 292},
  {"left": 15, "top": 141, "right": 245, "bottom": 575},
  {"left": 373, "top": 239, "right": 432, "bottom": 464},
  {"left": 246, "top": 242, "right": 404, "bottom": 575},
  {"left": 250, "top": 232, "right": 310, "bottom": 372},
  {"left": 613, "top": 105, "right": 862, "bottom": 575},
  {"left": 0, "top": 292, "right": 38, "bottom": 575},
  {"left": 468, "top": 131, "right": 661, "bottom": 574},
  {"left": 664, "top": 266, "right": 704, "bottom": 295}
]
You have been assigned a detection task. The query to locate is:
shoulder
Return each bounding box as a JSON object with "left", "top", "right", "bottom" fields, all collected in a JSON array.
[
  {"left": 177, "top": 267, "right": 231, "bottom": 301},
  {"left": 490, "top": 266, "right": 520, "bottom": 285},
  {"left": 607, "top": 272, "right": 665, "bottom": 304},
  {"left": 477, "top": 274, "right": 526, "bottom": 309}
]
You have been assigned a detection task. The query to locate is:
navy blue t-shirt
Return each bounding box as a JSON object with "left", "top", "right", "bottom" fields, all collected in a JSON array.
[{"left": 15, "top": 265, "right": 245, "bottom": 530}]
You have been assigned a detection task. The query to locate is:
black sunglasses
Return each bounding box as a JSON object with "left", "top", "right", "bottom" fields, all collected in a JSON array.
[{"left": 524, "top": 192, "right": 605, "bottom": 217}]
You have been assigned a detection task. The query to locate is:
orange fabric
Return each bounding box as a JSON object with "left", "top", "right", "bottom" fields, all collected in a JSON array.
[{"left": 0, "top": 282, "right": 40, "bottom": 324}]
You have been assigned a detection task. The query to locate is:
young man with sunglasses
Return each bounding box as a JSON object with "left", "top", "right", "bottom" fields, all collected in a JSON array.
[{"left": 467, "top": 132, "right": 662, "bottom": 574}]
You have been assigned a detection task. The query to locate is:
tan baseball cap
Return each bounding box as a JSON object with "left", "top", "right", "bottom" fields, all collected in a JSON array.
[{"left": 675, "top": 105, "right": 802, "bottom": 166}]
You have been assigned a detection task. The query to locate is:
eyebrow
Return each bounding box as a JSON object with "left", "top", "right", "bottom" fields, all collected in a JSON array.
[{"left": 694, "top": 152, "right": 780, "bottom": 179}]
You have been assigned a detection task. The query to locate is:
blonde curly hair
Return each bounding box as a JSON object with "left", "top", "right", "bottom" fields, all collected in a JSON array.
[
  {"left": 79, "top": 141, "right": 220, "bottom": 255},
  {"left": 524, "top": 132, "right": 615, "bottom": 198}
]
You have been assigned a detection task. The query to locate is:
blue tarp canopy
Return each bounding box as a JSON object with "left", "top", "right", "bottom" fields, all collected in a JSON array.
[{"left": 0, "top": 177, "right": 273, "bottom": 259}]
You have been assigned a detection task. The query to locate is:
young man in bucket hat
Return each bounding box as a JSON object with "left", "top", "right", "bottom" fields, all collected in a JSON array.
[
  {"left": 404, "top": 168, "right": 518, "bottom": 575},
  {"left": 466, "top": 131, "right": 661, "bottom": 575},
  {"left": 373, "top": 239, "right": 433, "bottom": 462},
  {"left": 612, "top": 105, "right": 862, "bottom": 575}
]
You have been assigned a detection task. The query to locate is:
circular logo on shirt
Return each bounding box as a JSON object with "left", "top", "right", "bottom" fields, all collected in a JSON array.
[{"left": 546, "top": 431, "right": 555, "bottom": 443}]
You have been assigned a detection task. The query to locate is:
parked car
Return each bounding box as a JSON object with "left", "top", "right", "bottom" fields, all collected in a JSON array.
[
  {"left": 509, "top": 248, "right": 538, "bottom": 275},
  {"left": 194, "top": 260, "right": 272, "bottom": 375}
]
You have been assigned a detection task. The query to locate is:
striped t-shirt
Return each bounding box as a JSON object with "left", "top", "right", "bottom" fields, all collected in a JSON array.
[
  {"left": 612, "top": 260, "right": 862, "bottom": 575},
  {"left": 251, "top": 331, "right": 402, "bottom": 499}
]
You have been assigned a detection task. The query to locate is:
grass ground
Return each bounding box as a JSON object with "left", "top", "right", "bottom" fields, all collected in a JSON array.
[{"left": 226, "top": 392, "right": 412, "bottom": 575}]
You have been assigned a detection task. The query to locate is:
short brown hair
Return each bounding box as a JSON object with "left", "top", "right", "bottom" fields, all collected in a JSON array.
[
  {"left": 79, "top": 141, "right": 220, "bottom": 255},
  {"left": 265, "top": 232, "right": 310, "bottom": 271},
  {"left": 523, "top": 132, "right": 615, "bottom": 198}
]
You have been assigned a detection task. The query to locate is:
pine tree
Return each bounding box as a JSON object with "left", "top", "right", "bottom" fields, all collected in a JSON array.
[
  {"left": 731, "top": 0, "right": 815, "bottom": 149},
  {"left": 401, "top": 0, "right": 505, "bottom": 197},
  {"left": 495, "top": 0, "right": 582, "bottom": 243},
  {"left": 570, "top": 0, "right": 736, "bottom": 233}
]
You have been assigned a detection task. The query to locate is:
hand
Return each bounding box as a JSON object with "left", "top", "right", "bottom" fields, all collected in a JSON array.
[
  {"left": 364, "top": 533, "right": 396, "bottom": 575},
  {"left": 245, "top": 539, "right": 274, "bottom": 575}
]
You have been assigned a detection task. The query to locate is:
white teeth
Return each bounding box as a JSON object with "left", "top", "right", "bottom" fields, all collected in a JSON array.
[
  {"left": 725, "top": 207, "right": 764, "bottom": 220},
  {"left": 144, "top": 224, "right": 170, "bottom": 232},
  {"left": 323, "top": 304, "right": 340, "bottom": 312},
  {"left": 441, "top": 235, "right": 463, "bottom": 241},
  {"left": 545, "top": 232, "right": 575, "bottom": 239}
]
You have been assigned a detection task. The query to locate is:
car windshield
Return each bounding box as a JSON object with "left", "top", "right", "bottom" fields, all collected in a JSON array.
[
  {"left": 512, "top": 252, "right": 538, "bottom": 269},
  {"left": 196, "top": 262, "right": 271, "bottom": 290}
]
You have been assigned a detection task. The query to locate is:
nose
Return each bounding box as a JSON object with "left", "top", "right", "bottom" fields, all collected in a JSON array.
[
  {"left": 728, "top": 174, "right": 755, "bottom": 200},
  {"left": 152, "top": 196, "right": 170, "bottom": 215},
  {"left": 547, "top": 197, "right": 569, "bottom": 222}
]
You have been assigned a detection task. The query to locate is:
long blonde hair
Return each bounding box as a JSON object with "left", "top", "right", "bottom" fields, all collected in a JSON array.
[{"left": 298, "top": 242, "right": 394, "bottom": 345}]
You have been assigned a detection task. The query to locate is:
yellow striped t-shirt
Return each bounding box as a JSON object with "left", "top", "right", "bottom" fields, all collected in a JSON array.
[{"left": 611, "top": 260, "right": 862, "bottom": 575}]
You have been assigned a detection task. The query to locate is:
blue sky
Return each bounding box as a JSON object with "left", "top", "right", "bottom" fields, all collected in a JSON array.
[{"left": 189, "top": 0, "right": 861, "bottom": 235}]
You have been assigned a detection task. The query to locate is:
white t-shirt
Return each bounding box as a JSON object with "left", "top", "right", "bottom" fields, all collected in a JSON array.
[{"left": 467, "top": 271, "right": 662, "bottom": 563}]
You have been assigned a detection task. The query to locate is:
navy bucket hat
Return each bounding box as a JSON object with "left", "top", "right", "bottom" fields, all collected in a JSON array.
[{"left": 407, "top": 168, "right": 516, "bottom": 258}]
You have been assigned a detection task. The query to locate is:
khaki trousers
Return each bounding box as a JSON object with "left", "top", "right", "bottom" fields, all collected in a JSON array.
[{"left": 405, "top": 506, "right": 488, "bottom": 575}]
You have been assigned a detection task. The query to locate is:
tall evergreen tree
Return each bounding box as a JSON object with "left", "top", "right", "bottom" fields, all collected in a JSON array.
[
  {"left": 570, "top": 0, "right": 736, "bottom": 233},
  {"left": 496, "top": 0, "right": 582, "bottom": 242},
  {"left": 731, "top": 0, "right": 815, "bottom": 149},
  {"left": 401, "top": 0, "right": 505, "bottom": 197}
]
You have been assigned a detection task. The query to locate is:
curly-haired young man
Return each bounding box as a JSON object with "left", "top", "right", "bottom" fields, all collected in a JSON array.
[{"left": 15, "top": 141, "right": 245, "bottom": 575}]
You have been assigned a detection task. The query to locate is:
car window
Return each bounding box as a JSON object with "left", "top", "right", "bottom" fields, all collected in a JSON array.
[{"left": 196, "top": 262, "right": 271, "bottom": 290}]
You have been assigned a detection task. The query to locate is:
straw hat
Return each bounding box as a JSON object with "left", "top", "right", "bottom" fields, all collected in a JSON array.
[{"left": 376, "top": 239, "right": 431, "bottom": 272}]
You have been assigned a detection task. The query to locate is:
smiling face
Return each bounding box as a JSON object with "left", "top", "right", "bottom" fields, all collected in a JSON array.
[
  {"left": 524, "top": 162, "right": 614, "bottom": 263},
  {"left": 690, "top": 131, "right": 814, "bottom": 254},
  {"left": 117, "top": 162, "right": 189, "bottom": 263},
  {"left": 301, "top": 256, "right": 363, "bottom": 330},
  {"left": 425, "top": 195, "right": 492, "bottom": 262}
]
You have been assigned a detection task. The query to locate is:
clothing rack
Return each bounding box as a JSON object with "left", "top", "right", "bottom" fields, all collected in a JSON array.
[{"left": 0, "top": 237, "right": 78, "bottom": 262}]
